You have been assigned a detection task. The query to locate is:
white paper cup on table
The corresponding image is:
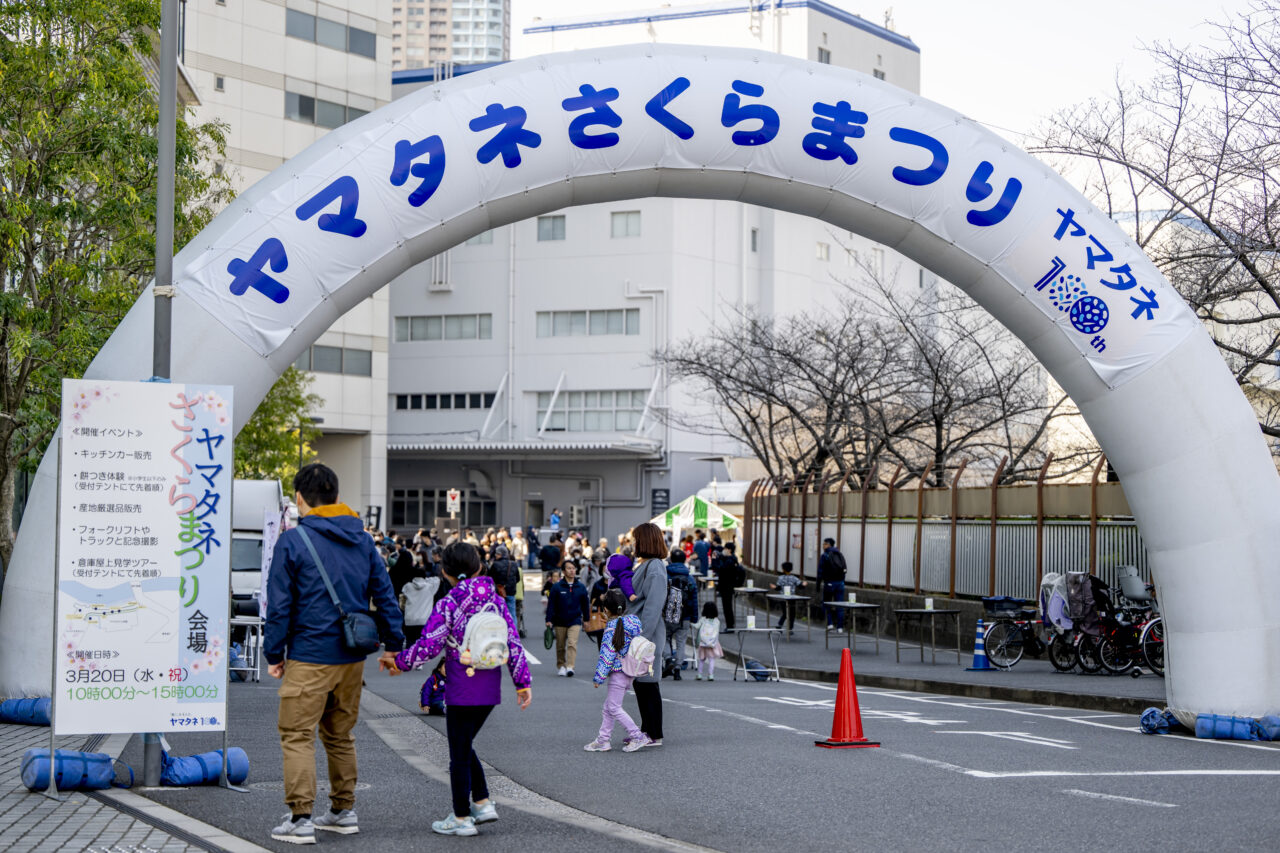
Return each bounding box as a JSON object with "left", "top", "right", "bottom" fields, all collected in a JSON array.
[
  {"left": 925, "top": 597, "right": 934, "bottom": 610},
  {"left": 848, "top": 592, "right": 856, "bottom": 603},
  {"left": 747, "top": 614, "right": 756, "bottom": 629},
  {"left": 747, "top": 578, "right": 754, "bottom": 587}
]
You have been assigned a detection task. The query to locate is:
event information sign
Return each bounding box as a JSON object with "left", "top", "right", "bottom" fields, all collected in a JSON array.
[{"left": 55, "top": 380, "right": 233, "bottom": 734}]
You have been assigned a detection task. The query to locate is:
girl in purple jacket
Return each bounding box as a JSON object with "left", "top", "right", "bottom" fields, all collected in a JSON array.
[
  {"left": 387, "top": 543, "right": 532, "bottom": 836},
  {"left": 585, "top": 590, "right": 652, "bottom": 752}
]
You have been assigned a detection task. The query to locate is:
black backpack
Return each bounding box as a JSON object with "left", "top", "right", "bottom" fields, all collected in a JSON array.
[{"left": 539, "top": 544, "right": 561, "bottom": 566}]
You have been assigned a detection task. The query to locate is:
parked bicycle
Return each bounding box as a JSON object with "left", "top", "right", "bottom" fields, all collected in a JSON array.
[{"left": 981, "top": 597, "right": 1047, "bottom": 669}]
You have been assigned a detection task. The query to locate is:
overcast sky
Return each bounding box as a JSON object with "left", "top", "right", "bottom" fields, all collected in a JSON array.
[{"left": 511, "top": 0, "right": 1245, "bottom": 142}]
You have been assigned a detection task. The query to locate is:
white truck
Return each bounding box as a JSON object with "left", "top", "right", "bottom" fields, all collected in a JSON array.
[{"left": 230, "top": 479, "right": 289, "bottom": 618}]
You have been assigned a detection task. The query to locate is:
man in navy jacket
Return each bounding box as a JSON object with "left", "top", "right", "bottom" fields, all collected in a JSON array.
[
  {"left": 265, "top": 463, "right": 404, "bottom": 844},
  {"left": 544, "top": 562, "right": 590, "bottom": 676}
]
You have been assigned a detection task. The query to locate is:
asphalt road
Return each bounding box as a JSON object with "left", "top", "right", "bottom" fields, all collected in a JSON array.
[{"left": 132, "top": 646, "right": 1280, "bottom": 853}]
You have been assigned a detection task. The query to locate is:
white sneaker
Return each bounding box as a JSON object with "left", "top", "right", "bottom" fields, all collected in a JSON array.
[
  {"left": 432, "top": 814, "right": 478, "bottom": 836},
  {"left": 470, "top": 800, "right": 498, "bottom": 824},
  {"left": 313, "top": 808, "right": 358, "bottom": 834},
  {"left": 270, "top": 814, "right": 316, "bottom": 845},
  {"left": 557, "top": 666, "right": 567, "bottom": 676}
]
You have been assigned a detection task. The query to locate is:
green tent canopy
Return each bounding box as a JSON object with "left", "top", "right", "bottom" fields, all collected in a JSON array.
[{"left": 649, "top": 495, "right": 740, "bottom": 533}]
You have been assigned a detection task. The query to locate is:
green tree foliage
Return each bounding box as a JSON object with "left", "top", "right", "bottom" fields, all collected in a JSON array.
[
  {"left": 0, "top": 0, "right": 233, "bottom": 573},
  {"left": 234, "top": 367, "right": 325, "bottom": 483}
]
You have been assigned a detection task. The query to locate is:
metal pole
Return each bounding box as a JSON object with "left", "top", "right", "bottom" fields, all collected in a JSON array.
[
  {"left": 858, "top": 462, "right": 875, "bottom": 587},
  {"left": 884, "top": 463, "right": 902, "bottom": 591},
  {"left": 1035, "top": 454, "right": 1053, "bottom": 590},
  {"left": 913, "top": 461, "right": 933, "bottom": 595},
  {"left": 988, "top": 455, "right": 1008, "bottom": 597},
  {"left": 948, "top": 460, "right": 969, "bottom": 599},
  {"left": 145, "top": 0, "right": 180, "bottom": 789},
  {"left": 1090, "top": 455, "right": 1106, "bottom": 575}
]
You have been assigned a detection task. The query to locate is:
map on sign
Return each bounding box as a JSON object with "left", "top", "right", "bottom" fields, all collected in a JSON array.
[{"left": 60, "top": 579, "right": 178, "bottom": 645}]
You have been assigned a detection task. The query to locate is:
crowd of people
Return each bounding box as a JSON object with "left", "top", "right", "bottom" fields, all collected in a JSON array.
[{"left": 266, "top": 462, "right": 757, "bottom": 843}]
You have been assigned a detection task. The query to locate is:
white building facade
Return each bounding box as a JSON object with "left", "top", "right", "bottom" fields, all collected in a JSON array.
[
  {"left": 180, "top": 0, "right": 393, "bottom": 521},
  {"left": 384, "top": 1, "right": 933, "bottom": 538}
]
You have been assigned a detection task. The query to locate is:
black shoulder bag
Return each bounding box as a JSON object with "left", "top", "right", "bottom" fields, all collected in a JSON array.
[{"left": 297, "top": 527, "right": 382, "bottom": 655}]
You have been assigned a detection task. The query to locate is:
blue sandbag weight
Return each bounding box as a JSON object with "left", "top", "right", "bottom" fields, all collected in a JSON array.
[
  {"left": 1195, "top": 713, "right": 1259, "bottom": 741},
  {"left": 20, "top": 748, "right": 131, "bottom": 791},
  {"left": 160, "top": 747, "right": 249, "bottom": 786},
  {"left": 0, "top": 697, "right": 51, "bottom": 726}
]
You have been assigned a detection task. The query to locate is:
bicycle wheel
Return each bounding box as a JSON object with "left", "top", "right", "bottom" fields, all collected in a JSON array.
[
  {"left": 1076, "top": 635, "right": 1103, "bottom": 673},
  {"left": 984, "top": 621, "right": 1024, "bottom": 668},
  {"left": 1048, "top": 633, "right": 1077, "bottom": 672},
  {"left": 1098, "top": 636, "right": 1135, "bottom": 674},
  {"left": 1140, "top": 618, "right": 1165, "bottom": 676}
]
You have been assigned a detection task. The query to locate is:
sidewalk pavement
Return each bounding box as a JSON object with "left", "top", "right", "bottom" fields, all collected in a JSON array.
[
  {"left": 0, "top": 723, "right": 203, "bottom": 853},
  {"left": 716, "top": 619, "right": 1167, "bottom": 714}
]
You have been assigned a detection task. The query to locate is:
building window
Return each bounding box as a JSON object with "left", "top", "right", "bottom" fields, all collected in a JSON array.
[
  {"left": 285, "top": 92, "right": 315, "bottom": 123},
  {"left": 285, "top": 9, "right": 377, "bottom": 59},
  {"left": 750, "top": 228, "right": 759, "bottom": 252},
  {"left": 398, "top": 392, "right": 496, "bottom": 411},
  {"left": 285, "top": 91, "right": 364, "bottom": 127},
  {"left": 537, "top": 215, "right": 566, "bottom": 241},
  {"left": 871, "top": 247, "right": 885, "bottom": 280},
  {"left": 817, "top": 47, "right": 831, "bottom": 64},
  {"left": 392, "top": 488, "right": 495, "bottom": 527},
  {"left": 816, "top": 242, "right": 830, "bottom": 261},
  {"left": 535, "top": 309, "right": 639, "bottom": 338},
  {"left": 873, "top": 69, "right": 886, "bottom": 80},
  {"left": 610, "top": 211, "right": 641, "bottom": 238},
  {"left": 285, "top": 9, "right": 315, "bottom": 41},
  {"left": 294, "top": 345, "right": 373, "bottom": 375},
  {"left": 536, "top": 389, "right": 647, "bottom": 432},
  {"left": 214, "top": 75, "right": 225, "bottom": 92},
  {"left": 394, "top": 314, "right": 494, "bottom": 342},
  {"left": 465, "top": 230, "right": 494, "bottom": 245}
]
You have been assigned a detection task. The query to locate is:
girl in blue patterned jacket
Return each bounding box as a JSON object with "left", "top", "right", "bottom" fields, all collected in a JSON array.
[{"left": 585, "top": 590, "right": 651, "bottom": 752}]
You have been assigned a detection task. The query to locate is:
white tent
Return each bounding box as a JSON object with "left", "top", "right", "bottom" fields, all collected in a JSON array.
[{"left": 648, "top": 495, "right": 741, "bottom": 536}]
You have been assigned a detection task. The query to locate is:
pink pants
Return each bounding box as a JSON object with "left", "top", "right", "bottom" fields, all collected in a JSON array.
[{"left": 598, "top": 671, "right": 643, "bottom": 743}]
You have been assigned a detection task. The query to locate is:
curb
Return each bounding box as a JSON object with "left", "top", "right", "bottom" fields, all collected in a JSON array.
[{"left": 718, "top": 648, "right": 1155, "bottom": 715}]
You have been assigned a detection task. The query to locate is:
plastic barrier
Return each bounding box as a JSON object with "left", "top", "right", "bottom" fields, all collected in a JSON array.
[
  {"left": 20, "top": 748, "right": 132, "bottom": 791},
  {"left": 160, "top": 747, "right": 249, "bottom": 786},
  {"left": 0, "top": 697, "right": 51, "bottom": 726}
]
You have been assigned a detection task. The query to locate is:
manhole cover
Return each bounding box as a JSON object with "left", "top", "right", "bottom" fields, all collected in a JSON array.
[{"left": 249, "top": 781, "right": 373, "bottom": 792}]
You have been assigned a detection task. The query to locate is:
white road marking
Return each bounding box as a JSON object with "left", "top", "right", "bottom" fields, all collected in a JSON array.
[
  {"left": 783, "top": 678, "right": 1280, "bottom": 752},
  {"left": 976, "top": 769, "right": 1280, "bottom": 779},
  {"left": 1064, "top": 789, "right": 1178, "bottom": 808},
  {"left": 756, "top": 695, "right": 965, "bottom": 725},
  {"left": 939, "top": 731, "right": 1077, "bottom": 750},
  {"left": 524, "top": 651, "right": 541, "bottom": 665},
  {"left": 662, "top": 697, "right": 825, "bottom": 738}
]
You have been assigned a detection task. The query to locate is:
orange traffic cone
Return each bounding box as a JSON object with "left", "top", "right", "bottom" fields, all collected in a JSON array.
[{"left": 815, "top": 648, "right": 880, "bottom": 749}]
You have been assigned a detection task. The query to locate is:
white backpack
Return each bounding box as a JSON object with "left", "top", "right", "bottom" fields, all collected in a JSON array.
[
  {"left": 451, "top": 601, "right": 510, "bottom": 670},
  {"left": 622, "top": 634, "right": 656, "bottom": 678},
  {"left": 697, "top": 618, "right": 719, "bottom": 647}
]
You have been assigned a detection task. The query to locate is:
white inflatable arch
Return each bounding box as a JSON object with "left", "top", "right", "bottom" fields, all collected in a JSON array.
[{"left": 4, "top": 45, "right": 1278, "bottom": 721}]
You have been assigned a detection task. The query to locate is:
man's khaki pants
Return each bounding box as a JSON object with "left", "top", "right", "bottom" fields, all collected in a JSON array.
[
  {"left": 554, "top": 624, "right": 581, "bottom": 670},
  {"left": 277, "top": 660, "right": 364, "bottom": 815}
]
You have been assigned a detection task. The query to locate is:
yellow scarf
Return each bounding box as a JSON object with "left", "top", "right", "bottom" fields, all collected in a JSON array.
[{"left": 305, "top": 502, "right": 359, "bottom": 519}]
